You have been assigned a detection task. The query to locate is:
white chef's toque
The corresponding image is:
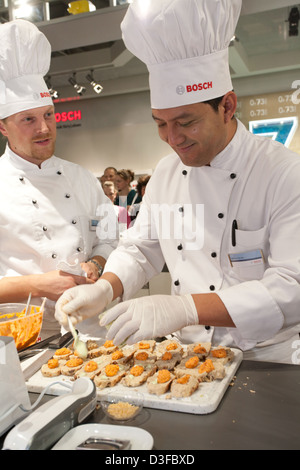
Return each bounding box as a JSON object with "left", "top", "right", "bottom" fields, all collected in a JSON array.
[
  {"left": 121, "top": 0, "right": 242, "bottom": 109},
  {"left": 0, "top": 19, "right": 53, "bottom": 119}
]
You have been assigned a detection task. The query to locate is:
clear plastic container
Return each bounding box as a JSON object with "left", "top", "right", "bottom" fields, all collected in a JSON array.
[{"left": 0, "top": 303, "right": 43, "bottom": 350}]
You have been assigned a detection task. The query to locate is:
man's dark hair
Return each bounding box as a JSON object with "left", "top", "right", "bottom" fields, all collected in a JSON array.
[{"left": 203, "top": 96, "right": 224, "bottom": 112}]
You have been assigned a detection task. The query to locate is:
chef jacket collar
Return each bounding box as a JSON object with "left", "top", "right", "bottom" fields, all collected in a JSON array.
[
  {"left": 209, "top": 119, "right": 246, "bottom": 171},
  {"left": 5, "top": 143, "right": 56, "bottom": 172}
]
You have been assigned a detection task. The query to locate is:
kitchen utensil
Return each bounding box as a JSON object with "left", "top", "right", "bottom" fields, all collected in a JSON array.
[
  {"left": 67, "top": 315, "right": 88, "bottom": 359},
  {"left": 22, "top": 331, "right": 73, "bottom": 381},
  {"left": 52, "top": 423, "right": 154, "bottom": 450},
  {"left": 24, "top": 293, "right": 32, "bottom": 316},
  {"left": 2, "top": 377, "right": 97, "bottom": 450},
  {"left": 76, "top": 437, "right": 131, "bottom": 450},
  {"left": 18, "top": 333, "right": 61, "bottom": 354},
  {"left": 40, "top": 297, "right": 46, "bottom": 313}
]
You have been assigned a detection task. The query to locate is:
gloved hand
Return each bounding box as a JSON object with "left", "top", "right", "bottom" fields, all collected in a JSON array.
[
  {"left": 99, "top": 294, "right": 199, "bottom": 345},
  {"left": 55, "top": 279, "right": 113, "bottom": 328}
]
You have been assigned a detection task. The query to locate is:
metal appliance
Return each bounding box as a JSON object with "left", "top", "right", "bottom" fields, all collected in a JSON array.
[
  {"left": 2, "top": 377, "right": 97, "bottom": 450},
  {"left": 0, "top": 336, "right": 31, "bottom": 437}
]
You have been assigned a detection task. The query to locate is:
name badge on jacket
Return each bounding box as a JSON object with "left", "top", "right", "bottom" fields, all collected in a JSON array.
[{"left": 228, "top": 249, "right": 265, "bottom": 268}]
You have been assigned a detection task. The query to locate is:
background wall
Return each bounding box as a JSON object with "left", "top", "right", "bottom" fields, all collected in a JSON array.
[
  {"left": 54, "top": 83, "right": 300, "bottom": 177},
  {"left": 1, "top": 82, "right": 300, "bottom": 176},
  {"left": 54, "top": 90, "right": 170, "bottom": 177}
]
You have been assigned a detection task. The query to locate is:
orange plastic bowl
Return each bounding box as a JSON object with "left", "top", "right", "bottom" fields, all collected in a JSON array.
[{"left": 0, "top": 303, "right": 43, "bottom": 350}]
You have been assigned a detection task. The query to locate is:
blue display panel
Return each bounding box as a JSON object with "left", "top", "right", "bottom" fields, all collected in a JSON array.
[{"left": 249, "top": 117, "right": 298, "bottom": 147}]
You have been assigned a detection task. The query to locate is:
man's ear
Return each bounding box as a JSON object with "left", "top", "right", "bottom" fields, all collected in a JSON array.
[
  {"left": 0, "top": 120, "right": 8, "bottom": 137},
  {"left": 222, "top": 91, "right": 237, "bottom": 123}
]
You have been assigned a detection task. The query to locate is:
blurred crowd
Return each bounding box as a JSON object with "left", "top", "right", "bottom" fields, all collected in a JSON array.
[{"left": 98, "top": 167, "right": 151, "bottom": 230}]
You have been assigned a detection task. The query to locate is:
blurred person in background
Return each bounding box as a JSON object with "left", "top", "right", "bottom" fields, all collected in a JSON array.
[
  {"left": 114, "top": 169, "right": 142, "bottom": 207},
  {"left": 128, "top": 174, "right": 151, "bottom": 223}
]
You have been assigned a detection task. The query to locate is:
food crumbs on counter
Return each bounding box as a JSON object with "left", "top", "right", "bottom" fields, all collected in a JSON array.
[
  {"left": 229, "top": 375, "right": 237, "bottom": 386},
  {"left": 249, "top": 389, "right": 256, "bottom": 394}
]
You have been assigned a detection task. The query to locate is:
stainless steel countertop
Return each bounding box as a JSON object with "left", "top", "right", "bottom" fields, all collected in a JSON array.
[{"left": 1, "top": 360, "right": 299, "bottom": 450}]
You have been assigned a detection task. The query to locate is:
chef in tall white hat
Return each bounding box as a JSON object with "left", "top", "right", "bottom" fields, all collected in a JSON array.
[
  {"left": 0, "top": 20, "right": 117, "bottom": 339},
  {"left": 56, "top": 0, "right": 300, "bottom": 364},
  {"left": 121, "top": 0, "right": 240, "bottom": 110},
  {"left": 0, "top": 19, "right": 53, "bottom": 119}
]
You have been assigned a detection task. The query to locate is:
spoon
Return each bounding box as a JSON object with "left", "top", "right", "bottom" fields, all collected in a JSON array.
[
  {"left": 67, "top": 315, "right": 88, "bottom": 359},
  {"left": 40, "top": 297, "right": 46, "bottom": 314},
  {"left": 24, "top": 292, "right": 32, "bottom": 316}
]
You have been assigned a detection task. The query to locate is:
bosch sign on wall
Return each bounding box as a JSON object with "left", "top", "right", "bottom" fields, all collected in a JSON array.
[{"left": 55, "top": 110, "right": 82, "bottom": 129}]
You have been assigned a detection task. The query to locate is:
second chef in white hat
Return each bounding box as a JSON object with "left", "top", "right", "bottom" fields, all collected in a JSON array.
[
  {"left": 56, "top": 0, "right": 300, "bottom": 364},
  {"left": 0, "top": 20, "right": 117, "bottom": 339}
]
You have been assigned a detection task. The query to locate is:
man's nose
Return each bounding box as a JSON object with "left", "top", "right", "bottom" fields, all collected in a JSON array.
[
  {"left": 37, "top": 118, "right": 49, "bottom": 133},
  {"left": 166, "top": 125, "right": 185, "bottom": 146}
]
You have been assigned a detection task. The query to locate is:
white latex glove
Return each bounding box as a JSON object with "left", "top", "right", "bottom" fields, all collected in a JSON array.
[
  {"left": 99, "top": 294, "right": 199, "bottom": 345},
  {"left": 55, "top": 279, "right": 113, "bottom": 328}
]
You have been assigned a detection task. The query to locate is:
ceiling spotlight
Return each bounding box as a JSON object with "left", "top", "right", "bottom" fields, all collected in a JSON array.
[
  {"left": 288, "top": 7, "right": 300, "bottom": 37},
  {"left": 86, "top": 71, "right": 103, "bottom": 94},
  {"left": 68, "top": 73, "right": 86, "bottom": 96},
  {"left": 46, "top": 76, "right": 59, "bottom": 99}
]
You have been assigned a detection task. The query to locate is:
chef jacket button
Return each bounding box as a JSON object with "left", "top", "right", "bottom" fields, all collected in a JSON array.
[
  {"left": 52, "top": 253, "right": 57, "bottom": 259},
  {"left": 205, "top": 325, "right": 211, "bottom": 330},
  {"left": 218, "top": 213, "right": 224, "bottom": 219},
  {"left": 174, "top": 279, "right": 180, "bottom": 286},
  {"left": 57, "top": 171, "right": 62, "bottom": 175},
  {"left": 42, "top": 226, "right": 47, "bottom": 231},
  {"left": 182, "top": 170, "right": 187, "bottom": 176},
  {"left": 177, "top": 243, "right": 183, "bottom": 251},
  {"left": 32, "top": 199, "right": 37, "bottom": 205},
  {"left": 77, "top": 247, "right": 82, "bottom": 252},
  {"left": 178, "top": 206, "right": 184, "bottom": 213},
  {"left": 19, "top": 176, "right": 24, "bottom": 182},
  {"left": 72, "top": 219, "right": 77, "bottom": 224},
  {"left": 211, "top": 252, "right": 217, "bottom": 258},
  {"left": 209, "top": 285, "right": 215, "bottom": 291},
  {"left": 65, "top": 193, "right": 71, "bottom": 198},
  {"left": 230, "top": 173, "right": 237, "bottom": 179}
]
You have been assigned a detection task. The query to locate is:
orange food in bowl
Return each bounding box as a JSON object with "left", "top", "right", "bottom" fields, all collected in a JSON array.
[
  {"left": 103, "top": 340, "right": 114, "bottom": 348},
  {"left": 0, "top": 303, "right": 43, "bottom": 350}
]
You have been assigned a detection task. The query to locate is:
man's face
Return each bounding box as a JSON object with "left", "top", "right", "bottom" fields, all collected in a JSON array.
[
  {"left": 152, "top": 99, "right": 232, "bottom": 167},
  {"left": 0, "top": 105, "right": 56, "bottom": 166},
  {"left": 103, "top": 169, "right": 116, "bottom": 181}
]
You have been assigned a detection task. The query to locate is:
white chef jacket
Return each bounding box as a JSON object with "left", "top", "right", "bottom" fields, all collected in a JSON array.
[
  {"left": 0, "top": 145, "right": 117, "bottom": 335},
  {"left": 104, "top": 120, "right": 300, "bottom": 359}
]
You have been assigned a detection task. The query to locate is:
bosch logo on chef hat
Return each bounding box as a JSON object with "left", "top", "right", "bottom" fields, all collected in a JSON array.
[
  {"left": 0, "top": 19, "right": 53, "bottom": 119},
  {"left": 121, "top": 0, "right": 242, "bottom": 109}
]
